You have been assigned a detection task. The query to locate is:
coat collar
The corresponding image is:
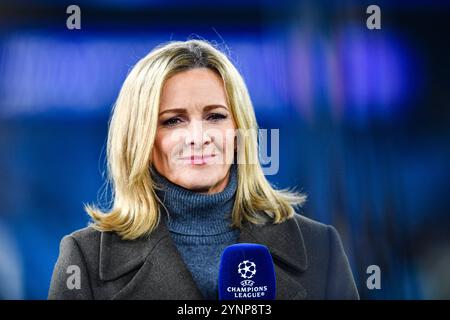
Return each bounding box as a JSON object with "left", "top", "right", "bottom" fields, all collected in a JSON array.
[{"left": 99, "top": 213, "right": 308, "bottom": 300}]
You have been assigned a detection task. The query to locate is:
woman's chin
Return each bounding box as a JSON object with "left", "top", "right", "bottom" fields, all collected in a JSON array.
[
  {"left": 173, "top": 169, "right": 226, "bottom": 192},
  {"left": 178, "top": 180, "right": 216, "bottom": 193}
]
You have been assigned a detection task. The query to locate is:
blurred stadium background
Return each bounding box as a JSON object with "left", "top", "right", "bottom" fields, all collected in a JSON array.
[{"left": 0, "top": 0, "right": 449, "bottom": 299}]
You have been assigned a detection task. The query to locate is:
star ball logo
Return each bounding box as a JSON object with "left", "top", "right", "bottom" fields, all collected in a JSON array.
[
  {"left": 226, "top": 259, "right": 268, "bottom": 298},
  {"left": 238, "top": 260, "right": 256, "bottom": 285}
]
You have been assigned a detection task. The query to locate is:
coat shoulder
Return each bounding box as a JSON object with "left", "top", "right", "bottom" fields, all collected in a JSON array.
[
  {"left": 69, "top": 225, "right": 101, "bottom": 243},
  {"left": 64, "top": 226, "right": 102, "bottom": 260},
  {"left": 49, "top": 226, "right": 101, "bottom": 299},
  {"left": 290, "top": 212, "right": 359, "bottom": 299},
  {"left": 291, "top": 212, "right": 330, "bottom": 242},
  {"left": 291, "top": 212, "right": 328, "bottom": 229},
  {"left": 290, "top": 213, "right": 339, "bottom": 265}
]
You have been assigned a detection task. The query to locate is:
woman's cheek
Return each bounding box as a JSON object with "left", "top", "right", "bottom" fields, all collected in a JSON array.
[
  {"left": 163, "top": 139, "right": 180, "bottom": 166},
  {"left": 220, "top": 129, "right": 236, "bottom": 164},
  {"left": 154, "top": 133, "right": 171, "bottom": 165}
]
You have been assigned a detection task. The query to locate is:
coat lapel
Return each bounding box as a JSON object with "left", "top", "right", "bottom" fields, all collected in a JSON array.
[
  {"left": 99, "top": 213, "right": 308, "bottom": 300},
  {"left": 110, "top": 236, "right": 205, "bottom": 300},
  {"left": 237, "top": 216, "right": 308, "bottom": 300},
  {"left": 99, "top": 215, "right": 204, "bottom": 300}
]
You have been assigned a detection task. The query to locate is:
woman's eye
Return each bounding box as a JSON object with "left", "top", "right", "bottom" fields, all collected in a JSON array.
[
  {"left": 162, "top": 117, "right": 182, "bottom": 127},
  {"left": 207, "top": 113, "right": 227, "bottom": 122}
]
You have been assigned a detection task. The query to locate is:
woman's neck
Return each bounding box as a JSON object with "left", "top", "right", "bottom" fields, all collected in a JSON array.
[{"left": 151, "top": 164, "right": 238, "bottom": 236}]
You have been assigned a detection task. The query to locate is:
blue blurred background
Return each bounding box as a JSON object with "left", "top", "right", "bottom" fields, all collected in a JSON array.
[{"left": 0, "top": 0, "right": 449, "bottom": 299}]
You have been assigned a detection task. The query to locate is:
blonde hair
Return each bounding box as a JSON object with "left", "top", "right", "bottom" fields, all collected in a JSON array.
[{"left": 85, "top": 39, "right": 306, "bottom": 240}]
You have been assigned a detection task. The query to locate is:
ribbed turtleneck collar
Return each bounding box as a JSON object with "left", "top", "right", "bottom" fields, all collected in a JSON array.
[{"left": 151, "top": 164, "right": 238, "bottom": 236}]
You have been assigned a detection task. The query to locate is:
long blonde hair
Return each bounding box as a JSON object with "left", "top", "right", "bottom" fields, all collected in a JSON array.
[{"left": 85, "top": 39, "right": 306, "bottom": 240}]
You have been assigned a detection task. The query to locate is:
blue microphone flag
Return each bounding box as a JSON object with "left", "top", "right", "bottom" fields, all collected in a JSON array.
[{"left": 218, "top": 243, "right": 276, "bottom": 300}]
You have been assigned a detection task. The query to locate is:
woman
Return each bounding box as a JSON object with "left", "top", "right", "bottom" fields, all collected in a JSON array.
[{"left": 48, "top": 40, "right": 359, "bottom": 300}]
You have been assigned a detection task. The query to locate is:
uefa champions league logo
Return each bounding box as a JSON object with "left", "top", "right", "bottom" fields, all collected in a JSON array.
[
  {"left": 238, "top": 260, "right": 256, "bottom": 287},
  {"left": 226, "top": 259, "right": 268, "bottom": 297}
]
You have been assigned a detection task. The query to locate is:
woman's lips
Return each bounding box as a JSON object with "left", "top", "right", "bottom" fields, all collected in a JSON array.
[{"left": 179, "top": 154, "right": 216, "bottom": 165}]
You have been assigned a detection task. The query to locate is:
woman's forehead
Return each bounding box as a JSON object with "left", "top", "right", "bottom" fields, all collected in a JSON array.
[{"left": 160, "top": 68, "right": 228, "bottom": 110}]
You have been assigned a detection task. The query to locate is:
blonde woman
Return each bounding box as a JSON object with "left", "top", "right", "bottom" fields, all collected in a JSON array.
[{"left": 48, "top": 40, "right": 359, "bottom": 300}]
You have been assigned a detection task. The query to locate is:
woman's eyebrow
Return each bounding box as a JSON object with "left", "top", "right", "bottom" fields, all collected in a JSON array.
[
  {"left": 203, "top": 104, "right": 228, "bottom": 112},
  {"left": 159, "top": 104, "right": 228, "bottom": 116},
  {"left": 158, "top": 108, "right": 186, "bottom": 117}
]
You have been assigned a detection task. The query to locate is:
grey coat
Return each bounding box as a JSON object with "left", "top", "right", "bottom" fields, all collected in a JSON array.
[{"left": 48, "top": 213, "right": 359, "bottom": 300}]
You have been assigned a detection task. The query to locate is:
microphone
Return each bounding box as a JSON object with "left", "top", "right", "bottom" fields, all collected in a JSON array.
[{"left": 218, "top": 243, "right": 276, "bottom": 300}]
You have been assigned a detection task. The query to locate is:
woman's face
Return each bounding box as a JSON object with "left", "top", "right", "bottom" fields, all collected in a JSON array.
[{"left": 152, "top": 68, "right": 236, "bottom": 194}]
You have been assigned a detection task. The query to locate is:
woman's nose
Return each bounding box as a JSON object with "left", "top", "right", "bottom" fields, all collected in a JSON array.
[{"left": 184, "top": 120, "right": 212, "bottom": 147}]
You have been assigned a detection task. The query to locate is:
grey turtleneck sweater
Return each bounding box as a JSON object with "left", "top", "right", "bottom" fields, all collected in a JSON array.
[{"left": 151, "top": 165, "right": 240, "bottom": 300}]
